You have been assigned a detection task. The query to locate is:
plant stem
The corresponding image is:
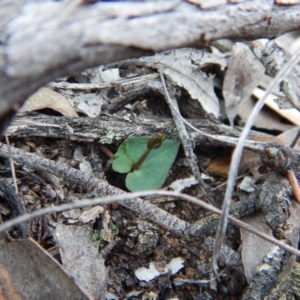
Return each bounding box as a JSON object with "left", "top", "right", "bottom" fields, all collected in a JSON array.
[
  {"left": 131, "top": 148, "right": 151, "bottom": 171},
  {"left": 131, "top": 133, "right": 166, "bottom": 171}
]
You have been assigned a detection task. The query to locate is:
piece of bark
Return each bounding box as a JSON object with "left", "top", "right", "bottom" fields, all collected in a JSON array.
[
  {"left": 252, "top": 39, "right": 300, "bottom": 110},
  {"left": 242, "top": 245, "right": 290, "bottom": 299},
  {"left": 7, "top": 114, "right": 271, "bottom": 149},
  {"left": 202, "top": 236, "right": 243, "bottom": 272}
]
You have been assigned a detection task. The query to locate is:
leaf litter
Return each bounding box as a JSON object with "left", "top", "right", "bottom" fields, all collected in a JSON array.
[{"left": 3, "top": 34, "right": 300, "bottom": 299}]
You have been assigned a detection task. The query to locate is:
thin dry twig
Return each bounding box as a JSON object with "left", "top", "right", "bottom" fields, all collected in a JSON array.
[
  {"left": 0, "top": 190, "right": 299, "bottom": 258},
  {"left": 96, "top": 142, "right": 114, "bottom": 159},
  {"left": 4, "top": 135, "right": 18, "bottom": 194},
  {"left": 160, "top": 74, "right": 213, "bottom": 201},
  {"left": 286, "top": 169, "right": 300, "bottom": 204},
  {"left": 48, "top": 73, "right": 160, "bottom": 90}
]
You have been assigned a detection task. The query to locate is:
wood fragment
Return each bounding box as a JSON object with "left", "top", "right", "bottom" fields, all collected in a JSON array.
[
  {"left": 96, "top": 142, "right": 114, "bottom": 159},
  {"left": 160, "top": 74, "right": 216, "bottom": 203},
  {"left": 286, "top": 169, "right": 300, "bottom": 204}
]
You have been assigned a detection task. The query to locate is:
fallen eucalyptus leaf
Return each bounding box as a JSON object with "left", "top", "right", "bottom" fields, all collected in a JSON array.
[
  {"left": 223, "top": 43, "right": 264, "bottom": 125},
  {"left": 55, "top": 224, "right": 106, "bottom": 299},
  {"left": 140, "top": 48, "right": 228, "bottom": 118},
  {"left": 241, "top": 212, "right": 273, "bottom": 283},
  {"left": 0, "top": 233, "right": 89, "bottom": 299},
  {"left": 70, "top": 93, "right": 103, "bottom": 118},
  {"left": 20, "top": 87, "right": 78, "bottom": 117}
]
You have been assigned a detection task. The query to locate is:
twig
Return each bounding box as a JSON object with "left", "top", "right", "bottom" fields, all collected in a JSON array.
[
  {"left": 4, "top": 135, "right": 18, "bottom": 194},
  {"left": 48, "top": 73, "right": 160, "bottom": 90},
  {"left": 96, "top": 142, "right": 114, "bottom": 159},
  {"left": 0, "top": 179, "right": 29, "bottom": 238},
  {"left": 203, "top": 237, "right": 243, "bottom": 271},
  {"left": 286, "top": 169, "right": 300, "bottom": 204},
  {"left": 0, "top": 189, "right": 299, "bottom": 258},
  {"left": 160, "top": 74, "right": 215, "bottom": 203}
]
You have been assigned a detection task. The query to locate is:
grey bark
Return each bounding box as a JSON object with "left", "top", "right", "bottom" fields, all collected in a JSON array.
[
  {"left": 7, "top": 114, "right": 269, "bottom": 147},
  {"left": 1, "top": 0, "right": 300, "bottom": 132},
  {"left": 243, "top": 245, "right": 290, "bottom": 299}
]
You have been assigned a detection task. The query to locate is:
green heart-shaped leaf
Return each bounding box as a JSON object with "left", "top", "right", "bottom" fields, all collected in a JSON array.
[{"left": 112, "top": 136, "right": 180, "bottom": 192}]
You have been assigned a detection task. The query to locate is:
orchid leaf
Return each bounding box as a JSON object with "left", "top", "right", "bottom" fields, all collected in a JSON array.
[{"left": 112, "top": 136, "right": 180, "bottom": 192}]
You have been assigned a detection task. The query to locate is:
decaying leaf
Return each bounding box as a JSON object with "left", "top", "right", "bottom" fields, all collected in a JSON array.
[
  {"left": 79, "top": 206, "right": 104, "bottom": 223},
  {"left": 168, "top": 176, "right": 198, "bottom": 192},
  {"left": 79, "top": 158, "right": 94, "bottom": 176},
  {"left": 19, "top": 87, "right": 78, "bottom": 117},
  {"left": 55, "top": 224, "right": 106, "bottom": 300},
  {"left": 135, "top": 257, "right": 184, "bottom": 282},
  {"left": 78, "top": 66, "right": 120, "bottom": 84},
  {"left": 140, "top": 48, "right": 228, "bottom": 118},
  {"left": 241, "top": 212, "right": 273, "bottom": 283},
  {"left": 238, "top": 176, "right": 256, "bottom": 193},
  {"left": 206, "top": 155, "right": 231, "bottom": 177},
  {"left": 0, "top": 234, "right": 89, "bottom": 299},
  {"left": 223, "top": 43, "right": 265, "bottom": 125},
  {"left": 0, "top": 264, "right": 22, "bottom": 300},
  {"left": 253, "top": 87, "right": 300, "bottom": 126},
  {"left": 69, "top": 93, "right": 103, "bottom": 118}
]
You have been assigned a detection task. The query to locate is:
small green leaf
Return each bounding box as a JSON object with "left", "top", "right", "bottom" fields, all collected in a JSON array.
[{"left": 112, "top": 136, "right": 180, "bottom": 192}]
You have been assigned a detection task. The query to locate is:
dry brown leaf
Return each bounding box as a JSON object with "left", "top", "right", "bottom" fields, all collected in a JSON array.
[
  {"left": 241, "top": 212, "right": 273, "bottom": 283},
  {"left": 0, "top": 234, "right": 90, "bottom": 299},
  {"left": 238, "top": 96, "right": 294, "bottom": 132},
  {"left": 223, "top": 43, "right": 265, "bottom": 125},
  {"left": 141, "top": 48, "right": 228, "bottom": 118},
  {"left": 19, "top": 87, "right": 78, "bottom": 117},
  {"left": 55, "top": 224, "right": 106, "bottom": 300},
  {"left": 0, "top": 264, "right": 22, "bottom": 300},
  {"left": 206, "top": 155, "right": 231, "bottom": 178},
  {"left": 253, "top": 88, "right": 300, "bottom": 126}
]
